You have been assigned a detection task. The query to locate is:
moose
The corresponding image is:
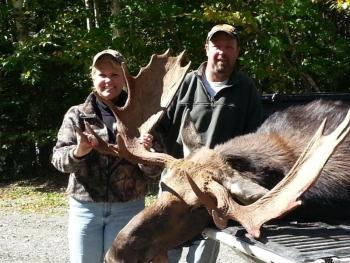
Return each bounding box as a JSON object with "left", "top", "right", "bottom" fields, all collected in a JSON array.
[{"left": 76, "top": 51, "right": 350, "bottom": 262}]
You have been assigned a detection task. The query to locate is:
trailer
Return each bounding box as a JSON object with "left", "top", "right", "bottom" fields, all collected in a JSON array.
[
  {"left": 202, "top": 93, "right": 350, "bottom": 263},
  {"left": 203, "top": 220, "right": 350, "bottom": 263}
]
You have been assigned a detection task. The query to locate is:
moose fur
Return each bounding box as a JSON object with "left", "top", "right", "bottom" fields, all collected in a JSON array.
[{"left": 105, "top": 99, "right": 350, "bottom": 263}]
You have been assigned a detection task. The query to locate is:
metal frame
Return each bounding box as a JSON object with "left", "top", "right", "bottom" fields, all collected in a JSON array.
[{"left": 202, "top": 221, "right": 350, "bottom": 263}]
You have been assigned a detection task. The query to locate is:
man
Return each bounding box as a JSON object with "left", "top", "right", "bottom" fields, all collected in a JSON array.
[{"left": 158, "top": 24, "right": 263, "bottom": 262}]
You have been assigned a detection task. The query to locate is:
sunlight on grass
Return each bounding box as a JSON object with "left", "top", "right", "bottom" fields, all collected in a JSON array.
[
  {"left": 0, "top": 185, "right": 67, "bottom": 214},
  {"left": 0, "top": 183, "right": 157, "bottom": 214},
  {"left": 145, "top": 194, "right": 157, "bottom": 206}
]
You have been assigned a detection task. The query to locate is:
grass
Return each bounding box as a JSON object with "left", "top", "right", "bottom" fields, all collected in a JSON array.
[
  {"left": 0, "top": 175, "right": 68, "bottom": 215},
  {"left": 0, "top": 186, "right": 67, "bottom": 214},
  {"left": 0, "top": 174, "right": 157, "bottom": 214}
]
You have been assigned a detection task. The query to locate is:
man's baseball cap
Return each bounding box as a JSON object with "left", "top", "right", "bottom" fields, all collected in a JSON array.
[
  {"left": 206, "top": 24, "right": 239, "bottom": 42},
  {"left": 92, "top": 49, "right": 124, "bottom": 66}
]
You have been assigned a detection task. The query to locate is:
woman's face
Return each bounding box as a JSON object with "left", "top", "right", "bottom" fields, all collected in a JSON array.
[{"left": 92, "top": 56, "right": 126, "bottom": 102}]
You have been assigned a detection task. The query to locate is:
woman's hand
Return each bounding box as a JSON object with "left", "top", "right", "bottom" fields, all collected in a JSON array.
[{"left": 73, "top": 132, "right": 99, "bottom": 158}]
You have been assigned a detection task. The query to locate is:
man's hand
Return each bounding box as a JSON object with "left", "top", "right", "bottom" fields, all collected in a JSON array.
[{"left": 139, "top": 133, "right": 153, "bottom": 150}]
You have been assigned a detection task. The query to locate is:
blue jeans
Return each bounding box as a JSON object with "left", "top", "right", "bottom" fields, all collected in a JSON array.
[
  {"left": 68, "top": 197, "right": 145, "bottom": 263},
  {"left": 168, "top": 238, "right": 220, "bottom": 263},
  {"left": 160, "top": 170, "right": 219, "bottom": 263}
]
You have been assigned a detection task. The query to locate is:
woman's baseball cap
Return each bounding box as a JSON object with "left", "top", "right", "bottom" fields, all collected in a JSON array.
[{"left": 92, "top": 49, "right": 125, "bottom": 66}]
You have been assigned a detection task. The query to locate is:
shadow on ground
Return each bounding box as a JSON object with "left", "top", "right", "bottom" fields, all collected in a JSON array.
[{"left": 0, "top": 172, "right": 69, "bottom": 193}]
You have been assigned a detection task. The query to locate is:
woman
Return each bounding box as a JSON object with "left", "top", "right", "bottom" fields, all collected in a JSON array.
[{"left": 51, "top": 49, "right": 158, "bottom": 263}]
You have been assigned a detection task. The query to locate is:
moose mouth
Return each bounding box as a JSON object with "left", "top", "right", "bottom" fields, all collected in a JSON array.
[{"left": 105, "top": 191, "right": 211, "bottom": 263}]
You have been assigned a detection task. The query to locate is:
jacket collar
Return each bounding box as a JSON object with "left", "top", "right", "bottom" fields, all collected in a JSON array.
[
  {"left": 196, "top": 62, "right": 240, "bottom": 87},
  {"left": 80, "top": 92, "right": 96, "bottom": 117},
  {"left": 79, "top": 90, "right": 128, "bottom": 117}
]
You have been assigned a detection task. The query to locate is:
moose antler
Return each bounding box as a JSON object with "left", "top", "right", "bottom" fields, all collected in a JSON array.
[
  {"left": 78, "top": 50, "right": 189, "bottom": 164},
  {"left": 187, "top": 109, "right": 350, "bottom": 238}
]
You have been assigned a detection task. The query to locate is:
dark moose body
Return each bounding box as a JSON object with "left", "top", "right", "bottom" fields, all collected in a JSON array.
[{"left": 105, "top": 99, "right": 350, "bottom": 263}]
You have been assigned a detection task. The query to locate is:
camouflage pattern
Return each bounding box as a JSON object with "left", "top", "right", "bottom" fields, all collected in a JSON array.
[{"left": 51, "top": 92, "right": 160, "bottom": 202}]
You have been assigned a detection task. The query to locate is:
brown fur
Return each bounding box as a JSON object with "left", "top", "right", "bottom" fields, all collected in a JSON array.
[{"left": 106, "top": 100, "right": 350, "bottom": 262}]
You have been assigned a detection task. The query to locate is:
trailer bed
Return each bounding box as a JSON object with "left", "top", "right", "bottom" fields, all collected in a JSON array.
[{"left": 202, "top": 221, "right": 350, "bottom": 263}]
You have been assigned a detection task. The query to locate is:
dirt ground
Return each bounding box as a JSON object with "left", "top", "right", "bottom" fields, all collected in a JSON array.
[
  {"left": 0, "top": 210, "right": 253, "bottom": 263},
  {"left": 0, "top": 174, "right": 253, "bottom": 262}
]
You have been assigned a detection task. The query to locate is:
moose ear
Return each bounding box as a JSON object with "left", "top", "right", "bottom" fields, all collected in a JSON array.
[{"left": 180, "top": 109, "right": 204, "bottom": 157}]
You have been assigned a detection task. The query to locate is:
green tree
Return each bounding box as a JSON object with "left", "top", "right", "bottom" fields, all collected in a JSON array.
[{"left": 0, "top": 0, "right": 349, "bottom": 180}]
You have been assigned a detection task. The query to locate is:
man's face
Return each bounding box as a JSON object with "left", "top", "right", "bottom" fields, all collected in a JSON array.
[{"left": 205, "top": 32, "right": 240, "bottom": 78}]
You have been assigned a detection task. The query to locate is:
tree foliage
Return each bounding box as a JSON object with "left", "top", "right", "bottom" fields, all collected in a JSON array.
[{"left": 0, "top": 0, "right": 349, "bottom": 179}]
